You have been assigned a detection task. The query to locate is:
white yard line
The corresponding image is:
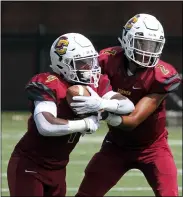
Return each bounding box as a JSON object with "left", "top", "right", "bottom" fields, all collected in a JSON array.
[
  {"left": 79, "top": 137, "right": 183, "bottom": 146},
  {"left": 173, "top": 152, "right": 182, "bottom": 157},
  {"left": 168, "top": 139, "right": 182, "bottom": 146},
  {"left": 2, "top": 134, "right": 182, "bottom": 146},
  {"left": 1, "top": 186, "right": 182, "bottom": 193},
  {"left": 1, "top": 169, "right": 182, "bottom": 178},
  {"left": 1, "top": 133, "right": 25, "bottom": 139},
  {"left": 2, "top": 159, "right": 182, "bottom": 165}
]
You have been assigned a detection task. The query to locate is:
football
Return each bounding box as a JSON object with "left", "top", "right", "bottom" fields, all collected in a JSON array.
[
  {"left": 66, "top": 85, "right": 90, "bottom": 110},
  {"left": 66, "top": 85, "right": 109, "bottom": 119}
]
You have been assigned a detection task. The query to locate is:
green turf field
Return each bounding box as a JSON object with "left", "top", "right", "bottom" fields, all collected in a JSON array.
[{"left": 1, "top": 111, "right": 182, "bottom": 196}]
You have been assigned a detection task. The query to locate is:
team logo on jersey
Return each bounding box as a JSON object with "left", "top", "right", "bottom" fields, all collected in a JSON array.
[
  {"left": 102, "top": 49, "right": 117, "bottom": 56},
  {"left": 55, "top": 36, "right": 69, "bottom": 56},
  {"left": 45, "top": 75, "right": 58, "bottom": 83},
  {"left": 125, "top": 14, "right": 140, "bottom": 30},
  {"left": 117, "top": 88, "right": 131, "bottom": 96}
]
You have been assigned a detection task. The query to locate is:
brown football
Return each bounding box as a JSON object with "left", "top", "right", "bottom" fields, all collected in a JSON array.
[
  {"left": 66, "top": 85, "right": 90, "bottom": 111},
  {"left": 66, "top": 85, "right": 108, "bottom": 119}
]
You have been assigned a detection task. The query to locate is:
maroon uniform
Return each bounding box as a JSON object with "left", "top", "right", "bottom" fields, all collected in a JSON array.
[
  {"left": 7, "top": 72, "right": 112, "bottom": 196},
  {"left": 76, "top": 47, "right": 181, "bottom": 196}
]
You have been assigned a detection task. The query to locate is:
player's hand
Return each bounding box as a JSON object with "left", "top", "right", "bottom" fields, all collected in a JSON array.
[
  {"left": 82, "top": 115, "right": 100, "bottom": 135},
  {"left": 71, "top": 86, "right": 104, "bottom": 114},
  {"left": 105, "top": 112, "right": 122, "bottom": 127}
]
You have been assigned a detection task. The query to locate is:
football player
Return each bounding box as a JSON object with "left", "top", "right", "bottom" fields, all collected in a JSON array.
[
  {"left": 73, "top": 14, "right": 181, "bottom": 196},
  {"left": 7, "top": 33, "right": 134, "bottom": 196}
]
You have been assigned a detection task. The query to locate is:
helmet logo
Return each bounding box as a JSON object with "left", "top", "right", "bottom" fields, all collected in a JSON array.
[
  {"left": 125, "top": 14, "right": 140, "bottom": 30},
  {"left": 55, "top": 36, "right": 69, "bottom": 56}
]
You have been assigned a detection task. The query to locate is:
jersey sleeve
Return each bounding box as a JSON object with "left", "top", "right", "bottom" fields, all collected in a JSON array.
[
  {"left": 149, "top": 63, "right": 181, "bottom": 94},
  {"left": 97, "top": 74, "right": 113, "bottom": 97},
  {"left": 25, "top": 73, "right": 65, "bottom": 103}
]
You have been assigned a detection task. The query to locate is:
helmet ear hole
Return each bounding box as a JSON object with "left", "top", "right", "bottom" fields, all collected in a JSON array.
[
  {"left": 135, "top": 32, "right": 144, "bottom": 36},
  {"left": 59, "top": 56, "right": 63, "bottom": 62},
  {"left": 57, "top": 65, "right": 63, "bottom": 69}
]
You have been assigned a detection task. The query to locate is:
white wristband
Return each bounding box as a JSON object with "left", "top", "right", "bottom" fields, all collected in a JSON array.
[{"left": 68, "top": 120, "right": 87, "bottom": 133}]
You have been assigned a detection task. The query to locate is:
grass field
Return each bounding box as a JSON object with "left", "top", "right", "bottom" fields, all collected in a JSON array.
[{"left": 1, "top": 111, "right": 182, "bottom": 196}]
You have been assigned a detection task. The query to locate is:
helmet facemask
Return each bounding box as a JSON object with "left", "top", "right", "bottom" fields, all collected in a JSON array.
[
  {"left": 127, "top": 34, "right": 165, "bottom": 67},
  {"left": 62, "top": 55, "right": 101, "bottom": 88}
]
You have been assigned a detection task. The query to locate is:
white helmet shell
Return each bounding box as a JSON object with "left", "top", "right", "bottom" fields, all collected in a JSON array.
[
  {"left": 50, "top": 33, "right": 101, "bottom": 87},
  {"left": 119, "top": 14, "right": 165, "bottom": 67}
]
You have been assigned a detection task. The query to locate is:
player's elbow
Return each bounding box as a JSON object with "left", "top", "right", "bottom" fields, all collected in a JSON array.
[
  {"left": 38, "top": 128, "right": 49, "bottom": 136},
  {"left": 34, "top": 113, "right": 54, "bottom": 136},
  {"left": 36, "top": 123, "right": 51, "bottom": 136}
]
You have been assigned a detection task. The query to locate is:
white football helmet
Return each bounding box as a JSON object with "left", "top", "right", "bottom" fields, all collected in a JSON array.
[
  {"left": 50, "top": 33, "right": 101, "bottom": 87},
  {"left": 118, "top": 14, "right": 165, "bottom": 67}
]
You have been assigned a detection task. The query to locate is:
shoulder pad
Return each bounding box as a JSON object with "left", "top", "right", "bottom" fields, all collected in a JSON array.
[
  {"left": 155, "top": 60, "right": 176, "bottom": 76},
  {"left": 25, "top": 73, "right": 67, "bottom": 102},
  {"left": 99, "top": 46, "right": 123, "bottom": 57},
  {"left": 29, "top": 73, "right": 60, "bottom": 85},
  {"left": 150, "top": 60, "right": 181, "bottom": 93},
  {"left": 98, "top": 47, "right": 125, "bottom": 78}
]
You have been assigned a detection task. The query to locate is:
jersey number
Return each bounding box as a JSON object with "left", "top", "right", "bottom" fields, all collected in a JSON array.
[
  {"left": 45, "top": 75, "right": 58, "bottom": 83},
  {"left": 157, "top": 65, "right": 169, "bottom": 75},
  {"left": 103, "top": 49, "right": 117, "bottom": 56}
]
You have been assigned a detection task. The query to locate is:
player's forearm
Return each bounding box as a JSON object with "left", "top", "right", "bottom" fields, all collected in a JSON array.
[
  {"left": 115, "top": 93, "right": 168, "bottom": 130},
  {"left": 101, "top": 98, "right": 135, "bottom": 114},
  {"left": 117, "top": 115, "right": 138, "bottom": 130},
  {"left": 34, "top": 113, "right": 88, "bottom": 136},
  {"left": 100, "top": 91, "right": 135, "bottom": 115}
]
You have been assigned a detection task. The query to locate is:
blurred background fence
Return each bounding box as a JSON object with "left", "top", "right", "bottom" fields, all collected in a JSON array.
[{"left": 2, "top": 1, "right": 182, "bottom": 125}]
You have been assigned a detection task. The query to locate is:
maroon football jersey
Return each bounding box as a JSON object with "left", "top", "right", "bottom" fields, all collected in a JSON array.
[
  {"left": 12, "top": 72, "right": 112, "bottom": 169},
  {"left": 99, "top": 46, "right": 181, "bottom": 149}
]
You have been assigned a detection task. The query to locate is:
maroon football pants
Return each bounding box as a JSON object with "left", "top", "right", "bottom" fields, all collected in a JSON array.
[
  {"left": 76, "top": 139, "right": 178, "bottom": 196},
  {"left": 7, "top": 156, "right": 67, "bottom": 196}
]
